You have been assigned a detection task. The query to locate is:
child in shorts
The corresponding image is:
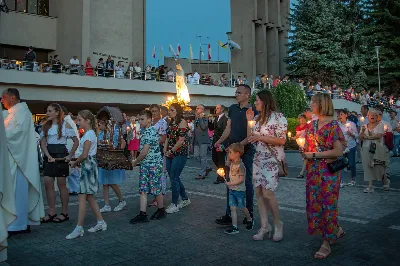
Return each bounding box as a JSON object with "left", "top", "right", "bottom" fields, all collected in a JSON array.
[
  {"left": 223, "top": 143, "right": 253, "bottom": 235},
  {"left": 130, "top": 110, "right": 165, "bottom": 223}
]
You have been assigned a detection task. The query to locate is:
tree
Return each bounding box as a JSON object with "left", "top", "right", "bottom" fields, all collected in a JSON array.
[
  {"left": 363, "top": 0, "right": 400, "bottom": 94},
  {"left": 251, "top": 82, "right": 308, "bottom": 118},
  {"left": 286, "top": 0, "right": 352, "bottom": 85}
]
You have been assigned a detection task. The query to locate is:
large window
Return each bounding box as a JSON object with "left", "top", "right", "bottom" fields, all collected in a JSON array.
[{"left": 5, "top": 0, "right": 49, "bottom": 16}]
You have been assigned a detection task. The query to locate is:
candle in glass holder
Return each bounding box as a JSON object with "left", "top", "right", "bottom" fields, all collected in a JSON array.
[
  {"left": 248, "top": 120, "right": 256, "bottom": 128},
  {"left": 287, "top": 132, "right": 292, "bottom": 138},
  {"left": 216, "top": 168, "right": 225, "bottom": 178},
  {"left": 296, "top": 137, "right": 306, "bottom": 149},
  {"left": 384, "top": 124, "right": 388, "bottom": 132},
  {"left": 360, "top": 117, "right": 365, "bottom": 124}
]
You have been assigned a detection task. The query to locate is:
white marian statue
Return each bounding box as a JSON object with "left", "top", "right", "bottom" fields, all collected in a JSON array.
[{"left": 175, "top": 60, "right": 190, "bottom": 104}]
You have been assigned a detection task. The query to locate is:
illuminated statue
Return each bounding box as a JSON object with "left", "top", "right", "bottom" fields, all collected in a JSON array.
[{"left": 175, "top": 60, "right": 190, "bottom": 104}]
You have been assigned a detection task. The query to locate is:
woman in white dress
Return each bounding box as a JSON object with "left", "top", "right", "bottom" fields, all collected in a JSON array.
[{"left": 246, "top": 90, "right": 287, "bottom": 242}]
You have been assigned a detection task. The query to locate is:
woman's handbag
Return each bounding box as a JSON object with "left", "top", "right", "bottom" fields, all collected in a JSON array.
[
  {"left": 313, "top": 120, "right": 348, "bottom": 173},
  {"left": 266, "top": 145, "right": 288, "bottom": 177}
]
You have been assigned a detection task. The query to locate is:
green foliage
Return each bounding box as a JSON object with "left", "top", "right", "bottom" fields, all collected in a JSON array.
[
  {"left": 251, "top": 82, "right": 308, "bottom": 119},
  {"left": 287, "top": 118, "right": 299, "bottom": 136}
]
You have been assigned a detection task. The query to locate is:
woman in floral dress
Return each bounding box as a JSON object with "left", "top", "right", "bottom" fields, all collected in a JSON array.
[
  {"left": 246, "top": 90, "right": 287, "bottom": 242},
  {"left": 302, "top": 93, "right": 346, "bottom": 259}
]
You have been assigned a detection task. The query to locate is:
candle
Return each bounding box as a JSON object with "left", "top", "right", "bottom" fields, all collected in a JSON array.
[
  {"left": 287, "top": 132, "right": 292, "bottom": 138},
  {"left": 384, "top": 124, "right": 388, "bottom": 132},
  {"left": 307, "top": 120, "right": 311, "bottom": 124},
  {"left": 216, "top": 168, "right": 225, "bottom": 178},
  {"left": 296, "top": 137, "right": 305, "bottom": 149},
  {"left": 248, "top": 120, "right": 256, "bottom": 128},
  {"left": 360, "top": 117, "right": 365, "bottom": 123}
]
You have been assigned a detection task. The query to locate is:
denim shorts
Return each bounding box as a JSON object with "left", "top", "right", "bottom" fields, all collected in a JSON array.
[{"left": 228, "top": 190, "right": 245, "bottom": 208}]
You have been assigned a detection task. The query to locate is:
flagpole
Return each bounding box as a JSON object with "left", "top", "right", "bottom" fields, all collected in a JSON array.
[{"left": 218, "top": 43, "right": 220, "bottom": 73}]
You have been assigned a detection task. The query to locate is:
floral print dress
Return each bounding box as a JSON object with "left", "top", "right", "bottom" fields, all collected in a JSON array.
[
  {"left": 304, "top": 120, "right": 346, "bottom": 244},
  {"left": 253, "top": 112, "right": 287, "bottom": 191},
  {"left": 166, "top": 121, "right": 189, "bottom": 157}
]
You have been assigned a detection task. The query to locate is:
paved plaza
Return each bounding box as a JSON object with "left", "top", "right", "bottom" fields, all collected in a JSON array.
[{"left": 2, "top": 152, "right": 400, "bottom": 266}]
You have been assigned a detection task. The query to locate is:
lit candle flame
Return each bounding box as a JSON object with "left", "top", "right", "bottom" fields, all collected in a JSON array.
[
  {"left": 360, "top": 117, "right": 365, "bottom": 123},
  {"left": 287, "top": 132, "right": 292, "bottom": 138},
  {"left": 307, "top": 120, "right": 311, "bottom": 124},
  {"left": 296, "top": 137, "right": 305, "bottom": 148},
  {"left": 216, "top": 168, "right": 225, "bottom": 177},
  {"left": 248, "top": 120, "right": 256, "bottom": 128},
  {"left": 384, "top": 124, "right": 388, "bottom": 131}
]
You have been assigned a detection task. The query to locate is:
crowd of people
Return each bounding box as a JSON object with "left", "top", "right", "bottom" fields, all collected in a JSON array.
[{"left": 1, "top": 82, "right": 399, "bottom": 262}]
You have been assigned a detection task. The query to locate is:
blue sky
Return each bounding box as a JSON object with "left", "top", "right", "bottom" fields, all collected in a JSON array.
[
  {"left": 146, "top": 0, "right": 297, "bottom": 66},
  {"left": 146, "top": 0, "right": 231, "bottom": 66}
]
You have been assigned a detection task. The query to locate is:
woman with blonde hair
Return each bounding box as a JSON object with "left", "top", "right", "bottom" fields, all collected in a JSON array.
[
  {"left": 85, "top": 57, "right": 94, "bottom": 76},
  {"left": 301, "top": 93, "right": 346, "bottom": 259},
  {"left": 358, "top": 108, "right": 386, "bottom": 193}
]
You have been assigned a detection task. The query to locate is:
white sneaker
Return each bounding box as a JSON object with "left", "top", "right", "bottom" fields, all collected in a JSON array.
[
  {"left": 364, "top": 187, "right": 374, "bottom": 193},
  {"left": 88, "top": 221, "right": 107, "bottom": 233},
  {"left": 113, "top": 201, "right": 126, "bottom": 212},
  {"left": 165, "top": 203, "right": 180, "bottom": 214},
  {"left": 348, "top": 181, "right": 356, "bottom": 186},
  {"left": 100, "top": 205, "right": 111, "bottom": 213},
  {"left": 66, "top": 227, "right": 84, "bottom": 240},
  {"left": 178, "top": 199, "right": 191, "bottom": 209},
  {"left": 340, "top": 182, "right": 345, "bottom": 188}
]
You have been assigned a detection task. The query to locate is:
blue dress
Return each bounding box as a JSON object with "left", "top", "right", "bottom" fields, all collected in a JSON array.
[{"left": 98, "top": 128, "right": 127, "bottom": 185}]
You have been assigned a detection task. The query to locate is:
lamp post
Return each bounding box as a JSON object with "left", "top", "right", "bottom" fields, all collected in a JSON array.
[
  {"left": 375, "top": 46, "right": 381, "bottom": 94},
  {"left": 226, "top": 31, "right": 233, "bottom": 87}
]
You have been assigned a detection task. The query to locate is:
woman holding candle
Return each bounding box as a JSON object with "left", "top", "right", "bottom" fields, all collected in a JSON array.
[
  {"left": 127, "top": 118, "right": 140, "bottom": 160},
  {"left": 359, "top": 109, "right": 386, "bottom": 193},
  {"left": 246, "top": 90, "right": 287, "bottom": 242},
  {"left": 301, "top": 93, "right": 346, "bottom": 259},
  {"left": 337, "top": 109, "right": 358, "bottom": 187},
  {"left": 296, "top": 113, "right": 307, "bottom": 178}
]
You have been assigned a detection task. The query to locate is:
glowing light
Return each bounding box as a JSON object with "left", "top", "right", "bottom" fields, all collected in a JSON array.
[
  {"left": 287, "top": 132, "right": 292, "bottom": 138},
  {"left": 248, "top": 120, "right": 256, "bottom": 128},
  {"left": 296, "top": 137, "right": 305, "bottom": 149},
  {"left": 216, "top": 168, "right": 225, "bottom": 177}
]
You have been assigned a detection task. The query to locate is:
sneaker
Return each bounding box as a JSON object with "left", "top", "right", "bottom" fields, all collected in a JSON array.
[
  {"left": 150, "top": 208, "right": 166, "bottom": 220},
  {"left": 66, "top": 227, "right": 84, "bottom": 240},
  {"left": 224, "top": 226, "right": 239, "bottom": 235},
  {"left": 246, "top": 219, "right": 254, "bottom": 231},
  {"left": 100, "top": 205, "right": 111, "bottom": 213},
  {"left": 88, "top": 221, "right": 107, "bottom": 233},
  {"left": 364, "top": 187, "right": 374, "bottom": 193},
  {"left": 216, "top": 214, "right": 232, "bottom": 225},
  {"left": 113, "top": 201, "right": 127, "bottom": 212},
  {"left": 348, "top": 180, "right": 356, "bottom": 186},
  {"left": 165, "top": 203, "right": 180, "bottom": 214},
  {"left": 130, "top": 213, "right": 149, "bottom": 224},
  {"left": 178, "top": 199, "right": 191, "bottom": 209},
  {"left": 340, "top": 182, "right": 345, "bottom": 188}
]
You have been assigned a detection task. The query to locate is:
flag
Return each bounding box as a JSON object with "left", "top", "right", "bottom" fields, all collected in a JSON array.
[
  {"left": 152, "top": 46, "right": 156, "bottom": 59},
  {"left": 208, "top": 44, "right": 212, "bottom": 60},
  {"left": 177, "top": 43, "right": 181, "bottom": 56},
  {"left": 160, "top": 46, "right": 163, "bottom": 59},
  {"left": 169, "top": 44, "right": 176, "bottom": 57},
  {"left": 189, "top": 44, "right": 193, "bottom": 60},
  {"left": 218, "top": 40, "right": 227, "bottom": 49}
]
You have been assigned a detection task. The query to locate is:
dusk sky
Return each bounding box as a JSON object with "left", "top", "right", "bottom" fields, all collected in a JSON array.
[{"left": 146, "top": 0, "right": 296, "bottom": 66}]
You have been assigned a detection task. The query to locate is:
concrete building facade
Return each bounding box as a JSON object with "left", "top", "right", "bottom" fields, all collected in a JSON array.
[
  {"left": 0, "top": 0, "right": 146, "bottom": 67},
  {"left": 230, "top": 0, "right": 290, "bottom": 82}
]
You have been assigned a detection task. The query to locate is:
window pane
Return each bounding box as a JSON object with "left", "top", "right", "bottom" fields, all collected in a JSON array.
[
  {"left": 5, "top": 0, "right": 16, "bottom": 10},
  {"left": 16, "top": 0, "right": 26, "bottom": 12},
  {"left": 38, "top": 0, "right": 48, "bottom": 16},
  {"left": 27, "top": 0, "right": 37, "bottom": 14}
]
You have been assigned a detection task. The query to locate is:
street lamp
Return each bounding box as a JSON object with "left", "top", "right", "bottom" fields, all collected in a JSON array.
[
  {"left": 226, "top": 31, "right": 232, "bottom": 87},
  {"left": 375, "top": 46, "right": 381, "bottom": 94}
]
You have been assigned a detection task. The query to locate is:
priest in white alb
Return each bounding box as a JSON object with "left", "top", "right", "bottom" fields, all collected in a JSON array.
[
  {"left": 1, "top": 88, "right": 44, "bottom": 234},
  {"left": 0, "top": 104, "right": 16, "bottom": 262}
]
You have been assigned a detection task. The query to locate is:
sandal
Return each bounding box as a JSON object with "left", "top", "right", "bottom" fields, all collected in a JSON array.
[
  {"left": 336, "top": 227, "right": 345, "bottom": 240},
  {"left": 297, "top": 174, "right": 304, "bottom": 179},
  {"left": 53, "top": 213, "right": 70, "bottom": 223},
  {"left": 41, "top": 213, "right": 57, "bottom": 223},
  {"left": 314, "top": 245, "right": 331, "bottom": 259}
]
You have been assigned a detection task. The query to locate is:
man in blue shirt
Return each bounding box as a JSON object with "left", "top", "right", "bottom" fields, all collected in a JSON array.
[{"left": 214, "top": 84, "right": 257, "bottom": 228}]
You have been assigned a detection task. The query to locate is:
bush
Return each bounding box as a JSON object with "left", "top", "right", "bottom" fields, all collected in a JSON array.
[
  {"left": 286, "top": 118, "right": 298, "bottom": 137},
  {"left": 251, "top": 82, "right": 308, "bottom": 118}
]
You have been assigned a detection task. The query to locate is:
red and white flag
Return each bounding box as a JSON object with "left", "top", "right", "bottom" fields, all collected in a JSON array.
[
  {"left": 152, "top": 46, "right": 156, "bottom": 58},
  {"left": 177, "top": 43, "right": 181, "bottom": 56},
  {"left": 208, "top": 44, "right": 212, "bottom": 60}
]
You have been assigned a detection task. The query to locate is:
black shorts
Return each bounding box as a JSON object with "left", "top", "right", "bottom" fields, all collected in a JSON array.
[{"left": 43, "top": 144, "right": 69, "bottom": 177}]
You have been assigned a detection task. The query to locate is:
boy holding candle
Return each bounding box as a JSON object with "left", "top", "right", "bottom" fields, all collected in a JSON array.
[{"left": 223, "top": 143, "right": 253, "bottom": 234}]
